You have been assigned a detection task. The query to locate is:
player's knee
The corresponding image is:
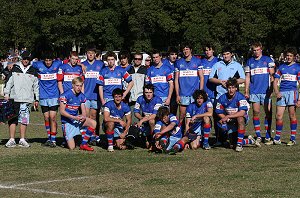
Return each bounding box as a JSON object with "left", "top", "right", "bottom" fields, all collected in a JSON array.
[
  {"left": 237, "top": 117, "right": 245, "bottom": 125},
  {"left": 203, "top": 116, "right": 210, "bottom": 124},
  {"left": 105, "top": 122, "right": 114, "bottom": 131}
]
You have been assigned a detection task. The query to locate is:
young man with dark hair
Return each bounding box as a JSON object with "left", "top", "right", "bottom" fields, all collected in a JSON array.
[
  {"left": 146, "top": 49, "right": 174, "bottom": 106},
  {"left": 118, "top": 50, "right": 132, "bottom": 72},
  {"left": 4, "top": 52, "right": 39, "bottom": 148},
  {"left": 32, "top": 52, "right": 62, "bottom": 147},
  {"left": 97, "top": 51, "right": 133, "bottom": 105},
  {"left": 103, "top": 88, "right": 132, "bottom": 152},
  {"left": 174, "top": 43, "right": 204, "bottom": 125},
  {"left": 270, "top": 48, "right": 300, "bottom": 146},
  {"left": 154, "top": 106, "right": 182, "bottom": 153},
  {"left": 134, "top": 84, "right": 163, "bottom": 148},
  {"left": 169, "top": 90, "right": 213, "bottom": 154},
  {"left": 215, "top": 78, "right": 259, "bottom": 152},
  {"left": 244, "top": 42, "right": 275, "bottom": 144},
  {"left": 59, "top": 77, "right": 96, "bottom": 151}
]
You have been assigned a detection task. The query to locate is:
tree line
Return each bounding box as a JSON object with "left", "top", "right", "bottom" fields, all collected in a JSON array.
[{"left": 0, "top": 0, "right": 299, "bottom": 58}]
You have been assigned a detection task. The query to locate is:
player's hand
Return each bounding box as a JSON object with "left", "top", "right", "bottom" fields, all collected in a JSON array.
[
  {"left": 119, "top": 133, "right": 126, "bottom": 139},
  {"left": 155, "top": 141, "right": 162, "bottom": 150},
  {"left": 176, "top": 95, "right": 181, "bottom": 105},
  {"left": 164, "top": 98, "right": 170, "bottom": 106},
  {"left": 4, "top": 95, "right": 9, "bottom": 101},
  {"left": 275, "top": 92, "right": 282, "bottom": 99},
  {"left": 244, "top": 92, "right": 249, "bottom": 99},
  {"left": 119, "top": 120, "right": 126, "bottom": 127},
  {"left": 155, "top": 132, "right": 162, "bottom": 139},
  {"left": 296, "top": 100, "right": 300, "bottom": 108},
  {"left": 184, "top": 144, "right": 190, "bottom": 150},
  {"left": 220, "top": 116, "right": 229, "bottom": 123},
  {"left": 221, "top": 80, "right": 227, "bottom": 88},
  {"left": 79, "top": 63, "right": 87, "bottom": 74},
  {"left": 101, "top": 99, "right": 106, "bottom": 105}
]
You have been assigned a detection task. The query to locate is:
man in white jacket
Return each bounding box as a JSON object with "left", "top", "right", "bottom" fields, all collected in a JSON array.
[{"left": 3, "top": 51, "right": 39, "bottom": 148}]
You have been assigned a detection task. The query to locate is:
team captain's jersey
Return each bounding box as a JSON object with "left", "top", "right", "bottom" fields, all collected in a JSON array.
[
  {"left": 215, "top": 92, "right": 249, "bottom": 116},
  {"left": 186, "top": 100, "right": 213, "bottom": 131},
  {"left": 154, "top": 114, "right": 182, "bottom": 138},
  {"left": 145, "top": 64, "right": 173, "bottom": 98},
  {"left": 201, "top": 57, "right": 218, "bottom": 99},
  {"left": 33, "top": 60, "right": 62, "bottom": 99},
  {"left": 245, "top": 56, "right": 275, "bottom": 94},
  {"left": 57, "top": 63, "right": 83, "bottom": 92},
  {"left": 104, "top": 100, "right": 131, "bottom": 127},
  {"left": 59, "top": 89, "right": 86, "bottom": 124},
  {"left": 82, "top": 60, "right": 104, "bottom": 100},
  {"left": 274, "top": 63, "right": 300, "bottom": 92},
  {"left": 97, "top": 66, "right": 132, "bottom": 99},
  {"left": 134, "top": 95, "right": 163, "bottom": 116},
  {"left": 174, "top": 56, "right": 202, "bottom": 97}
]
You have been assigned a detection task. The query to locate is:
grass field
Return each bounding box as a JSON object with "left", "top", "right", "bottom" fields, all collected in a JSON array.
[{"left": 0, "top": 103, "right": 300, "bottom": 197}]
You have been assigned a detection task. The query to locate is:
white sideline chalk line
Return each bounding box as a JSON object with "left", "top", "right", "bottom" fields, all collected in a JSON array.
[{"left": 0, "top": 176, "right": 105, "bottom": 198}]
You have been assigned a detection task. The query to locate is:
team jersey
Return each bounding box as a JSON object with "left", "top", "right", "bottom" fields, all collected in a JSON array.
[
  {"left": 32, "top": 60, "right": 62, "bottom": 99},
  {"left": 162, "top": 58, "right": 175, "bottom": 71},
  {"left": 201, "top": 57, "right": 218, "bottom": 99},
  {"left": 209, "top": 60, "right": 245, "bottom": 99},
  {"left": 82, "top": 60, "right": 104, "bottom": 100},
  {"left": 215, "top": 92, "right": 249, "bottom": 117},
  {"left": 186, "top": 100, "right": 213, "bottom": 130},
  {"left": 245, "top": 56, "right": 275, "bottom": 94},
  {"left": 174, "top": 56, "right": 202, "bottom": 96},
  {"left": 154, "top": 114, "right": 182, "bottom": 138},
  {"left": 118, "top": 64, "right": 132, "bottom": 72},
  {"left": 97, "top": 66, "right": 132, "bottom": 99},
  {"left": 59, "top": 89, "right": 86, "bottom": 124},
  {"left": 104, "top": 100, "right": 131, "bottom": 127},
  {"left": 274, "top": 63, "right": 300, "bottom": 92},
  {"left": 134, "top": 95, "right": 163, "bottom": 116},
  {"left": 145, "top": 64, "right": 173, "bottom": 97},
  {"left": 57, "top": 63, "right": 83, "bottom": 92}
]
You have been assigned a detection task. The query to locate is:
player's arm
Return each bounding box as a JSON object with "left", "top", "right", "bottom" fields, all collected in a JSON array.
[
  {"left": 273, "top": 78, "right": 281, "bottom": 98},
  {"left": 165, "top": 80, "right": 173, "bottom": 105},
  {"left": 245, "top": 72, "right": 250, "bottom": 98},
  {"left": 58, "top": 81, "right": 64, "bottom": 94},
  {"left": 191, "top": 108, "right": 213, "bottom": 121},
  {"left": 98, "top": 85, "right": 105, "bottom": 105},
  {"left": 124, "top": 113, "right": 132, "bottom": 135},
  {"left": 103, "top": 108, "right": 126, "bottom": 126},
  {"left": 185, "top": 117, "right": 192, "bottom": 133},
  {"left": 59, "top": 102, "right": 80, "bottom": 121},
  {"left": 160, "top": 122, "right": 176, "bottom": 136},
  {"left": 123, "top": 80, "right": 133, "bottom": 99},
  {"left": 174, "top": 71, "right": 180, "bottom": 103},
  {"left": 198, "top": 69, "right": 204, "bottom": 90}
]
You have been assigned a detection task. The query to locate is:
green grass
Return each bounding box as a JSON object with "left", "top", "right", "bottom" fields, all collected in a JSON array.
[{"left": 1, "top": 101, "right": 300, "bottom": 197}]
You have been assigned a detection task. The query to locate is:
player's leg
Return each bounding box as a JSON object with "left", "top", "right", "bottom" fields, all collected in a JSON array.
[
  {"left": 236, "top": 117, "right": 246, "bottom": 152},
  {"left": 169, "top": 136, "right": 189, "bottom": 154},
  {"left": 272, "top": 106, "right": 285, "bottom": 145},
  {"left": 287, "top": 105, "right": 297, "bottom": 146},
  {"left": 105, "top": 121, "right": 115, "bottom": 152},
  {"left": 263, "top": 96, "right": 272, "bottom": 142},
  {"left": 49, "top": 108, "right": 58, "bottom": 147},
  {"left": 202, "top": 116, "right": 211, "bottom": 150},
  {"left": 252, "top": 102, "right": 261, "bottom": 141},
  {"left": 80, "top": 117, "right": 96, "bottom": 151},
  {"left": 41, "top": 107, "right": 51, "bottom": 145}
]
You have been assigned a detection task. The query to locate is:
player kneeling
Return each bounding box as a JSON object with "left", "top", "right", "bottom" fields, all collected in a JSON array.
[
  {"left": 169, "top": 90, "right": 213, "bottom": 154},
  {"left": 154, "top": 106, "right": 182, "bottom": 153},
  {"left": 59, "top": 77, "right": 96, "bottom": 151},
  {"left": 103, "top": 88, "right": 132, "bottom": 152},
  {"left": 215, "top": 77, "right": 260, "bottom": 152}
]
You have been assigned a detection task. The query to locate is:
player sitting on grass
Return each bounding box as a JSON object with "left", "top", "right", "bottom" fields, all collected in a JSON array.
[
  {"left": 169, "top": 90, "right": 213, "bottom": 154},
  {"left": 103, "top": 88, "right": 132, "bottom": 152},
  {"left": 215, "top": 77, "right": 260, "bottom": 152},
  {"left": 59, "top": 77, "right": 96, "bottom": 151},
  {"left": 153, "top": 106, "right": 182, "bottom": 153},
  {"left": 134, "top": 84, "right": 163, "bottom": 149}
]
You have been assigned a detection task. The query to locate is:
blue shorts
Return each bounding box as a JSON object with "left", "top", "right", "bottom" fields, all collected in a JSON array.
[
  {"left": 85, "top": 99, "right": 100, "bottom": 109},
  {"left": 276, "top": 91, "right": 298, "bottom": 106},
  {"left": 104, "top": 98, "right": 114, "bottom": 104},
  {"left": 180, "top": 96, "right": 194, "bottom": 106},
  {"left": 40, "top": 98, "right": 59, "bottom": 107},
  {"left": 62, "top": 121, "right": 83, "bottom": 141},
  {"left": 166, "top": 136, "right": 181, "bottom": 151},
  {"left": 249, "top": 94, "right": 271, "bottom": 105},
  {"left": 18, "top": 103, "right": 31, "bottom": 125},
  {"left": 160, "top": 96, "right": 168, "bottom": 105},
  {"left": 114, "top": 125, "right": 124, "bottom": 138},
  {"left": 218, "top": 117, "right": 249, "bottom": 134}
]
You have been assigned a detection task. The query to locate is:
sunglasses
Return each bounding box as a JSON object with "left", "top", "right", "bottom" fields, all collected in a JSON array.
[
  {"left": 134, "top": 58, "right": 142, "bottom": 60},
  {"left": 145, "top": 59, "right": 151, "bottom": 61}
]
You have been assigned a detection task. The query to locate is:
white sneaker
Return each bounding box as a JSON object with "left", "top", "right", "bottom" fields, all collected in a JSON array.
[
  {"left": 5, "top": 139, "right": 16, "bottom": 148},
  {"left": 19, "top": 139, "right": 30, "bottom": 148},
  {"left": 249, "top": 135, "right": 261, "bottom": 147},
  {"left": 235, "top": 145, "right": 243, "bottom": 152},
  {"left": 273, "top": 139, "right": 281, "bottom": 145},
  {"left": 107, "top": 145, "right": 114, "bottom": 152},
  {"left": 256, "top": 137, "right": 262, "bottom": 143}
]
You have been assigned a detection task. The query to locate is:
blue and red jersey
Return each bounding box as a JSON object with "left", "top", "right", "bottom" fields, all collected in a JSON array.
[
  {"left": 104, "top": 100, "right": 131, "bottom": 121},
  {"left": 201, "top": 57, "right": 218, "bottom": 99},
  {"left": 59, "top": 89, "right": 86, "bottom": 124},
  {"left": 174, "top": 56, "right": 202, "bottom": 96},
  {"left": 97, "top": 66, "right": 132, "bottom": 99},
  {"left": 154, "top": 114, "right": 182, "bottom": 138},
  {"left": 33, "top": 60, "right": 62, "bottom": 99},
  {"left": 162, "top": 58, "right": 175, "bottom": 71},
  {"left": 118, "top": 64, "right": 132, "bottom": 72},
  {"left": 58, "top": 63, "right": 83, "bottom": 92},
  {"left": 82, "top": 60, "right": 104, "bottom": 100},
  {"left": 145, "top": 64, "right": 173, "bottom": 98},
  {"left": 215, "top": 92, "right": 249, "bottom": 116},
  {"left": 274, "top": 63, "right": 300, "bottom": 92},
  {"left": 186, "top": 100, "right": 213, "bottom": 130},
  {"left": 134, "top": 95, "right": 163, "bottom": 116},
  {"left": 245, "top": 56, "right": 275, "bottom": 94}
]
